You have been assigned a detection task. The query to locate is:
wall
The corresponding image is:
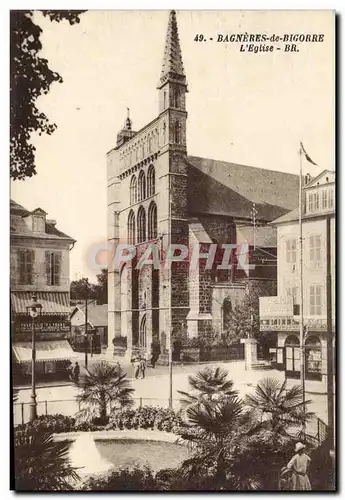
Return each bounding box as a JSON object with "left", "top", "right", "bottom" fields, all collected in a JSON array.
[
  {"left": 277, "top": 215, "right": 335, "bottom": 319},
  {"left": 10, "top": 237, "right": 71, "bottom": 293}
]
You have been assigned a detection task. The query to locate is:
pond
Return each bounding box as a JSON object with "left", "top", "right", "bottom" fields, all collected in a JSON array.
[{"left": 95, "top": 439, "right": 189, "bottom": 472}]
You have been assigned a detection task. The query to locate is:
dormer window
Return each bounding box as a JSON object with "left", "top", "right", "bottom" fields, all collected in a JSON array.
[
  {"left": 33, "top": 216, "right": 45, "bottom": 232},
  {"left": 30, "top": 208, "right": 47, "bottom": 232},
  {"left": 308, "top": 192, "right": 320, "bottom": 213}
]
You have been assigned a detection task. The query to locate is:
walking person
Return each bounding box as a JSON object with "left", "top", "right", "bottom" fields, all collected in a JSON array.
[
  {"left": 133, "top": 357, "right": 140, "bottom": 379},
  {"left": 73, "top": 361, "right": 80, "bottom": 384},
  {"left": 286, "top": 442, "right": 312, "bottom": 490},
  {"left": 139, "top": 357, "right": 146, "bottom": 379}
]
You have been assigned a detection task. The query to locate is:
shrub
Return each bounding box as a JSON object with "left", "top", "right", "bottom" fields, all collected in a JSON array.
[
  {"left": 112, "top": 336, "right": 127, "bottom": 348},
  {"left": 108, "top": 406, "right": 182, "bottom": 433},
  {"left": 181, "top": 338, "right": 203, "bottom": 349},
  {"left": 14, "top": 425, "right": 79, "bottom": 490},
  {"left": 80, "top": 465, "right": 164, "bottom": 491},
  {"left": 15, "top": 414, "right": 76, "bottom": 435}
]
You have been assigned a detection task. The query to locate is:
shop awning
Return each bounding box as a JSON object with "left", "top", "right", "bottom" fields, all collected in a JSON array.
[
  {"left": 11, "top": 292, "right": 70, "bottom": 315},
  {"left": 12, "top": 340, "right": 78, "bottom": 363}
]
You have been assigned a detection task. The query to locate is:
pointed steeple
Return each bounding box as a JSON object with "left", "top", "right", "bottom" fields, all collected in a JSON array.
[{"left": 158, "top": 10, "right": 187, "bottom": 89}]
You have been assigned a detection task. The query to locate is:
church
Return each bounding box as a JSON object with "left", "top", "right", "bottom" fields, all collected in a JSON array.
[{"left": 107, "top": 10, "right": 299, "bottom": 360}]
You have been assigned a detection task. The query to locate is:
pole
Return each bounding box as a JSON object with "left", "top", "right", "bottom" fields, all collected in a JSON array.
[
  {"left": 29, "top": 315, "right": 37, "bottom": 421},
  {"left": 298, "top": 146, "right": 306, "bottom": 436},
  {"left": 326, "top": 215, "right": 334, "bottom": 445},
  {"left": 84, "top": 298, "right": 88, "bottom": 370}
]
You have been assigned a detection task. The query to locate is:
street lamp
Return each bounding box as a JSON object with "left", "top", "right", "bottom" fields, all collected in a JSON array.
[{"left": 26, "top": 292, "right": 42, "bottom": 421}]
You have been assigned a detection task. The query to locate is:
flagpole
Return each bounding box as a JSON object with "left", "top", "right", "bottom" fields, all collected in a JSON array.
[{"left": 299, "top": 144, "right": 306, "bottom": 436}]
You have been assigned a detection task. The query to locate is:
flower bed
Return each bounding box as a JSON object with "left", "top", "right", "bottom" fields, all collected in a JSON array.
[
  {"left": 107, "top": 406, "right": 183, "bottom": 433},
  {"left": 15, "top": 414, "right": 76, "bottom": 435}
]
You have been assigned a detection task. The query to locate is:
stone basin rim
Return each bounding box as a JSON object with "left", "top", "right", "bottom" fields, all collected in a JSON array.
[{"left": 53, "top": 429, "right": 183, "bottom": 444}]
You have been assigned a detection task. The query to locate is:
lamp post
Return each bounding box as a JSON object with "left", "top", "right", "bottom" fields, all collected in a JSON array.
[{"left": 26, "top": 292, "right": 42, "bottom": 421}]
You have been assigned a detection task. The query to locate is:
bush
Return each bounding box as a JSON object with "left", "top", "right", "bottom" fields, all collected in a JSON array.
[
  {"left": 108, "top": 406, "right": 182, "bottom": 433},
  {"left": 80, "top": 465, "right": 164, "bottom": 491},
  {"left": 112, "top": 336, "right": 127, "bottom": 348},
  {"left": 181, "top": 338, "right": 202, "bottom": 349},
  {"left": 15, "top": 414, "right": 76, "bottom": 435}
]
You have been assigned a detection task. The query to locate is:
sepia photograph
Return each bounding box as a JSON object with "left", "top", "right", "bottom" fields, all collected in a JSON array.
[{"left": 9, "top": 9, "right": 336, "bottom": 491}]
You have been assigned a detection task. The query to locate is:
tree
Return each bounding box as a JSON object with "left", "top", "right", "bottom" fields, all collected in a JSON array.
[
  {"left": 178, "top": 367, "right": 238, "bottom": 408},
  {"left": 75, "top": 362, "right": 134, "bottom": 423},
  {"left": 177, "top": 396, "right": 258, "bottom": 489},
  {"left": 70, "top": 271, "right": 107, "bottom": 304},
  {"left": 93, "top": 269, "right": 108, "bottom": 305},
  {"left": 10, "top": 10, "right": 85, "bottom": 180},
  {"left": 14, "top": 426, "right": 79, "bottom": 491},
  {"left": 244, "top": 377, "right": 314, "bottom": 442},
  {"left": 70, "top": 277, "right": 94, "bottom": 301},
  {"left": 176, "top": 371, "right": 316, "bottom": 490},
  {"left": 224, "top": 282, "right": 277, "bottom": 355}
]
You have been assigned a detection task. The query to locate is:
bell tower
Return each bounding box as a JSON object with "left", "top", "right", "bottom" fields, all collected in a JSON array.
[{"left": 157, "top": 10, "right": 190, "bottom": 355}]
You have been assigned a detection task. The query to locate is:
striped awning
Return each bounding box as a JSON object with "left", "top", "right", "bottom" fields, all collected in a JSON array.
[
  {"left": 12, "top": 340, "right": 77, "bottom": 363},
  {"left": 11, "top": 292, "right": 70, "bottom": 315}
]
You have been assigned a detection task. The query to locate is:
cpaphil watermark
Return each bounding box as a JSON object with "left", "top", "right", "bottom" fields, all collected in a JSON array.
[{"left": 87, "top": 240, "right": 255, "bottom": 274}]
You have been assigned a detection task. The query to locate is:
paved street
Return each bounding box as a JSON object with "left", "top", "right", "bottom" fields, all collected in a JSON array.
[{"left": 13, "top": 359, "right": 331, "bottom": 434}]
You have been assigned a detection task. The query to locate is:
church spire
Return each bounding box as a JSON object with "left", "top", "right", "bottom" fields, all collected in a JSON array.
[{"left": 158, "top": 10, "right": 187, "bottom": 89}]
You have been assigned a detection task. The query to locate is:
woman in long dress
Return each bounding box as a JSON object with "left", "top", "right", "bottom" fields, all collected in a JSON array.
[{"left": 286, "top": 442, "right": 312, "bottom": 490}]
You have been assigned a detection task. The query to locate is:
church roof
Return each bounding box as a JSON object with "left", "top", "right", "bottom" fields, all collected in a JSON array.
[
  {"left": 187, "top": 156, "right": 299, "bottom": 222},
  {"left": 159, "top": 10, "right": 186, "bottom": 86}
]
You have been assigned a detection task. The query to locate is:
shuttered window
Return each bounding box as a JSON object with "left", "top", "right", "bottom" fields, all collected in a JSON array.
[
  {"left": 46, "top": 251, "right": 62, "bottom": 286},
  {"left": 19, "top": 250, "right": 34, "bottom": 285}
]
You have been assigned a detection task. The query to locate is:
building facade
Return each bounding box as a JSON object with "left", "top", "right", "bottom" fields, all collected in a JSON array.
[
  {"left": 10, "top": 200, "right": 76, "bottom": 383},
  {"left": 107, "top": 11, "right": 300, "bottom": 359},
  {"left": 260, "top": 170, "right": 336, "bottom": 384},
  {"left": 70, "top": 302, "right": 108, "bottom": 354}
]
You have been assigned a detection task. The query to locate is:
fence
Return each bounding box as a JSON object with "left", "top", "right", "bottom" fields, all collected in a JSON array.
[
  {"left": 13, "top": 398, "right": 329, "bottom": 448},
  {"left": 13, "top": 397, "right": 182, "bottom": 426}
]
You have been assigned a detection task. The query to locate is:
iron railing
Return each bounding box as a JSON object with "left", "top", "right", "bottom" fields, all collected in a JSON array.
[
  {"left": 13, "top": 397, "right": 182, "bottom": 426},
  {"left": 13, "top": 398, "right": 329, "bottom": 448}
]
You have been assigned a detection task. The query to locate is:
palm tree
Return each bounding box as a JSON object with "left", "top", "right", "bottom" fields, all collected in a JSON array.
[
  {"left": 75, "top": 361, "right": 134, "bottom": 422},
  {"left": 14, "top": 427, "right": 79, "bottom": 491},
  {"left": 177, "top": 396, "right": 256, "bottom": 489},
  {"left": 178, "top": 367, "right": 238, "bottom": 407},
  {"left": 244, "top": 377, "right": 314, "bottom": 442}
]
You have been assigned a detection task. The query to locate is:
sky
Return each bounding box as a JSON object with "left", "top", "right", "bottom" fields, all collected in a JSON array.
[{"left": 10, "top": 10, "right": 335, "bottom": 282}]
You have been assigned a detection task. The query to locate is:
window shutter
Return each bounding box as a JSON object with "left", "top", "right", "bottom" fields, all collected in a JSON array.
[
  {"left": 45, "top": 251, "right": 51, "bottom": 285},
  {"left": 54, "top": 252, "right": 62, "bottom": 286},
  {"left": 28, "top": 250, "right": 35, "bottom": 285},
  {"left": 17, "top": 251, "right": 24, "bottom": 285}
]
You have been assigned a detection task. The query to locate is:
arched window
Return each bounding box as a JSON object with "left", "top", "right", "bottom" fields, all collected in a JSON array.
[
  {"left": 147, "top": 165, "right": 155, "bottom": 197},
  {"left": 139, "top": 314, "right": 147, "bottom": 349},
  {"left": 222, "top": 298, "right": 232, "bottom": 332},
  {"left": 163, "top": 122, "right": 167, "bottom": 144},
  {"left": 175, "top": 87, "right": 180, "bottom": 108},
  {"left": 170, "top": 89, "right": 175, "bottom": 107},
  {"left": 127, "top": 210, "right": 135, "bottom": 244},
  {"left": 174, "top": 121, "right": 181, "bottom": 144},
  {"left": 163, "top": 91, "right": 167, "bottom": 110},
  {"left": 130, "top": 175, "right": 137, "bottom": 205},
  {"left": 138, "top": 170, "right": 146, "bottom": 201},
  {"left": 148, "top": 202, "right": 157, "bottom": 240},
  {"left": 137, "top": 206, "right": 146, "bottom": 243}
]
